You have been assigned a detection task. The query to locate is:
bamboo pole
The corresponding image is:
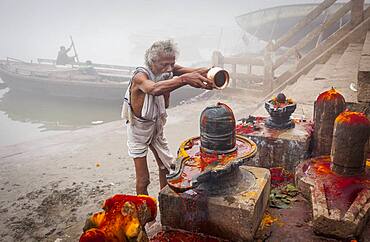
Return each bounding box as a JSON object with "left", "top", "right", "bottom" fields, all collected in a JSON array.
[
  {"left": 316, "top": 10, "right": 329, "bottom": 47},
  {"left": 70, "top": 36, "right": 80, "bottom": 64},
  {"left": 273, "top": 0, "right": 353, "bottom": 70},
  {"left": 258, "top": 15, "right": 370, "bottom": 111}
]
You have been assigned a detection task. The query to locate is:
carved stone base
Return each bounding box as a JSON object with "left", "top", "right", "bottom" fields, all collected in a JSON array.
[{"left": 159, "top": 166, "right": 270, "bottom": 242}]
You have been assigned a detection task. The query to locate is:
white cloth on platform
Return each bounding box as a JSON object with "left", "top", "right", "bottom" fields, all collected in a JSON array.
[{"left": 121, "top": 67, "right": 173, "bottom": 170}]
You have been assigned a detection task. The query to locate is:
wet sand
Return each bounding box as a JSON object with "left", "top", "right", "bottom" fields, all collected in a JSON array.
[{"left": 0, "top": 89, "right": 259, "bottom": 241}]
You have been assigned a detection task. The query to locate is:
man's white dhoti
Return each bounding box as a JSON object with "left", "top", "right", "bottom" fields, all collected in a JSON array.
[{"left": 122, "top": 67, "right": 174, "bottom": 170}]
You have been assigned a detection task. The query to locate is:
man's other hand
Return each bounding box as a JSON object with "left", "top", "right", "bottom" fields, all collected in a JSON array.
[{"left": 181, "top": 72, "right": 213, "bottom": 90}]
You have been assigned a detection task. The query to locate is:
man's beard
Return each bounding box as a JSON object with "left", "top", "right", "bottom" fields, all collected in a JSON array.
[{"left": 154, "top": 72, "right": 173, "bottom": 82}]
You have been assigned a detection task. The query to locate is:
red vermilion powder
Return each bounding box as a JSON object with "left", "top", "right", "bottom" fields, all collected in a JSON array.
[
  {"left": 316, "top": 88, "right": 345, "bottom": 103},
  {"left": 335, "top": 111, "right": 370, "bottom": 125}
]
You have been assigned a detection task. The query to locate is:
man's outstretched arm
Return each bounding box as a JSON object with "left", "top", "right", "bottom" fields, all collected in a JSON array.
[
  {"left": 173, "top": 65, "right": 210, "bottom": 77},
  {"left": 133, "top": 72, "right": 212, "bottom": 96}
]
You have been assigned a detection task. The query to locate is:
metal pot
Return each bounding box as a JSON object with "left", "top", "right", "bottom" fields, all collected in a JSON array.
[{"left": 207, "top": 67, "right": 230, "bottom": 90}]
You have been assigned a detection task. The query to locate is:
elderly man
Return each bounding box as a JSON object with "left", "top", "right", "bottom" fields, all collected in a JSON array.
[{"left": 122, "top": 40, "right": 213, "bottom": 195}]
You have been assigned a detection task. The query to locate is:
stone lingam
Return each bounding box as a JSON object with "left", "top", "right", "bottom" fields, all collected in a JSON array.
[
  {"left": 159, "top": 103, "right": 271, "bottom": 242},
  {"left": 312, "top": 88, "right": 346, "bottom": 157},
  {"left": 296, "top": 111, "right": 370, "bottom": 239}
]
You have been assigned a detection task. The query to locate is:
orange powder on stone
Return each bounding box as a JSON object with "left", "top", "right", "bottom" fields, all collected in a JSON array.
[
  {"left": 335, "top": 111, "right": 370, "bottom": 126},
  {"left": 316, "top": 88, "right": 345, "bottom": 103}
]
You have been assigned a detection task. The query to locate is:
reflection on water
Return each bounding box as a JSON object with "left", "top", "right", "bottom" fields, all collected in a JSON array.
[
  {"left": 0, "top": 88, "right": 121, "bottom": 146},
  {"left": 0, "top": 83, "right": 204, "bottom": 146},
  {"left": 0, "top": 89, "right": 121, "bottom": 130}
]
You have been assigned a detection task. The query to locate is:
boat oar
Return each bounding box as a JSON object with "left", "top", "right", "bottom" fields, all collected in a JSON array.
[{"left": 70, "top": 36, "right": 80, "bottom": 65}]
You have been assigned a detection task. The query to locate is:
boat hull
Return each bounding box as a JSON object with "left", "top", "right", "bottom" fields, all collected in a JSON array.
[
  {"left": 0, "top": 62, "right": 204, "bottom": 105},
  {"left": 235, "top": 3, "right": 369, "bottom": 48},
  {"left": 0, "top": 64, "right": 128, "bottom": 102}
]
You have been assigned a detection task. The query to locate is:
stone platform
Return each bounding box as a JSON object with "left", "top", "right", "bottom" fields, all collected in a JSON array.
[
  {"left": 159, "top": 166, "right": 270, "bottom": 242},
  {"left": 236, "top": 117, "right": 313, "bottom": 172},
  {"left": 295, "top": 156, "right": 370, "bottom": 239}
]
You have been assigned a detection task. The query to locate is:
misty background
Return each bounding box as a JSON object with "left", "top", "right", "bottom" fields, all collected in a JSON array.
[
  {"left": 0, "top": 0, "right": 325, "bottom": 67},
  {"left": 1, "top": 0, "right": 360, "bottom": 146}
]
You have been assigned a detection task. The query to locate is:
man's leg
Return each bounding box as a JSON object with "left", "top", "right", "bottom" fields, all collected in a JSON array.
[
  {"left": 133, "top": 156, "right": 150, "bottom": 195},
  {"left": 149, "top": 145, "right": 168, "bottom": 190}
]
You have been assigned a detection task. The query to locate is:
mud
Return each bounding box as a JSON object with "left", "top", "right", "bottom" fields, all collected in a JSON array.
[{"left": 0, "top": 90, "right": 262, "bottom": 242}]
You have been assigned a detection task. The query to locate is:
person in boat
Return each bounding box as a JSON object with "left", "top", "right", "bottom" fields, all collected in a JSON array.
[
  {"left": 56, "top": 44, "right": 76, "bottom": 65},
  {"left": 122, "top": 39, "right": 213, "bottom": 195}
]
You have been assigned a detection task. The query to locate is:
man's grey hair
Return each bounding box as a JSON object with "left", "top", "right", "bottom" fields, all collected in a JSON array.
[{"left": 144, "top": 40, "right": 179, "bottom": 67}]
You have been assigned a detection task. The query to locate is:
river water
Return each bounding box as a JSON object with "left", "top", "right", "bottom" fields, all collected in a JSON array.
[
  {"left": 0, "top": 86, "right": 121, "bottom": 146},
  {"left": 0, "top": 78, "right": 204, "bottom": 147}
]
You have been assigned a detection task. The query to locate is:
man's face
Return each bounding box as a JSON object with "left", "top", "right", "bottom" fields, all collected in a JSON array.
[{"left": 151, "top": 54, "right": 175, "bottom": 76}]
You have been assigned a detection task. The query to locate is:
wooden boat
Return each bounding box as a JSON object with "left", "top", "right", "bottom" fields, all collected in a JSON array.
[
  {"left": 0, "top": 57, "right": 204, "bottom": 104},
  {"left": 0, "top": 58, "right": 133, "bottom": 102},
  {"left": 236, "top": 3, "right": 369, "bottom": 49}
]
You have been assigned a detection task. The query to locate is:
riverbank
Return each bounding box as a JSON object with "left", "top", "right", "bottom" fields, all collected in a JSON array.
[
  {"left": 0, "top": 82, "right": 365, "bottom": 241},
  {"left": 0, "top": 89, "right": 260, "bottom": 241}
]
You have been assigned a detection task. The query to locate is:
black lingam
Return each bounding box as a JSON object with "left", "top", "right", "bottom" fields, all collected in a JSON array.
[
  {"left": 200, "top": 102, "right": 236, "bottom": 154},
  {"left": 265, "top": 93, "right": 297, "bottom": 129},
  {"left": 166, "top": 102, "right": 257, "bottom": 193}
]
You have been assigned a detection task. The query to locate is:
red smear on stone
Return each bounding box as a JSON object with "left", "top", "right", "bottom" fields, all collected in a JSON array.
[
  {"left": 80, "top": 194, "right": 157, "bottom": 242},
  {"left": 173, "top": 189, "right": 210, "bottom": 233},
  {"left": 305, "top": 157, "right": 370, "bottom": 215},
  {"left": 80, "top": 229, "right": 106, "bottom": 242},
  {"left": 236, "top": 123, "right": 255, "bottom": 135},
  {"left": 151, "top": 230, "right": 228, "bottom": 242},
  {"left": 313, "top": 161, "right": 332, "bottom": 175},
  {"left": 168, "top": 138, "right": 254, "bottom": 191},
  {"left": 316, "top": 88, "right": 345, "bottom": 103},
  {"left": 199, "top": 152, "right": 219, "bottom": 165},
  {"left": 303, "top": 121, "right": 314, "bottom": 136},
  {"left": 104, "top": 194, "right": 157, "bottom": 220},
  {"left": 201, "top": 114, "right": 208, "bottom": 127},
  {"left": 270, "top": 167, "right": 294, "bottom": 187},
  {"left": 335, "top": 111, "right": 370, "bottom": 126},
  {"left": 237, "top": 116, "right": 313, "bottom": 141},
  {"left": 218, "top": 102, "right": 233, "bottom": 113},
  {"left": 236, "top": 116, "right": 265, "bottom": 135}
]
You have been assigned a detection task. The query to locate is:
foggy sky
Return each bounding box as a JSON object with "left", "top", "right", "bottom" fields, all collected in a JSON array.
[{"left": 0, "top": 0, "right": 339, "bottom": 66}]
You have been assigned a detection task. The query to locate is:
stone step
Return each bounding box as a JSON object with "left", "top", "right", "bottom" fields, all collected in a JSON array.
[
  {"left": 327, "top": 43, "right": 363, "bottom": 102},
  {"left": 331, "top": 43, "right": 363, "bottom": 80},
  {"left": 253, "top": 42, "right": 365, "bottom": 118},
  {"left": 314, "top": 53, "right": 342, "bottom": 80},
  {"left": 305, "top": 64, "right": 324, "bottom": 79},
  {"left": 281, "top": 62, "right": 332, "bottom": 118},
  {"left": 358, "top": 31, "right": 370, "bottom": 102},
  {"left": 271, "top": 47, "right": 358, "bottom": 119}
]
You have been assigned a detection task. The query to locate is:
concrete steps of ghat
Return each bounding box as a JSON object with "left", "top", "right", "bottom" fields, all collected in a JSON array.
[{"left": 253, "top": 41, "right": 364, "bottom": 119}]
